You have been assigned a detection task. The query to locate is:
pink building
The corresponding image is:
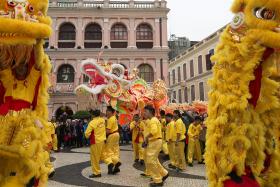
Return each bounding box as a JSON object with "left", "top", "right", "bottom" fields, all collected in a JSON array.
[{"left": 46, "top": 0, "right": 170, "bottom": 119}]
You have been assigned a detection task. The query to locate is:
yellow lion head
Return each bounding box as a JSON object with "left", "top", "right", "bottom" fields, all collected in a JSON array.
[
  {"left": 230, "top": 0, "right": 280, "bottom": 49},
  {"left": 0, "top": 0, "right": 52, "bottom": 45}
]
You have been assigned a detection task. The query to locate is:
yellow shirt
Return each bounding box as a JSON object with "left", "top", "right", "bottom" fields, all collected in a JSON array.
[
  {"left": 130, "top": 120, "right": 145, "bottom": 143},
  {"left": 188, "top": 123, "right": 202, "bottom": 139},
  {"left": 165, "top": 121, "right": 176, "bottom": 142},
  {"left": 160, "top": 118, "right": 166, "bottom": 131},
  {"left": 106, "top": 115, "right": 118, "bottom": 133},
  {"left": 143, "top": 119, "right": 150, "bottom": 139},
  {"left": 85, "top": 117, "right": 106, "bottom": 143},
  {"left": 146, "top": 117, "right": 162, "bottom": 141},
  {"left": 0, "top": 67, "right": 41, "bottom": 103},
  {"left": 174, "top": 118, "right": 186, "bottom": 141}
]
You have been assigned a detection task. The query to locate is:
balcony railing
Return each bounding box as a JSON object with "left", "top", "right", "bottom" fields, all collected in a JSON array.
[
  {"left": 49, "top": 83, "right": 75, "bottom": 94},
  {"left": 49, "top": 0, "right": 167, "bottom": 9}
]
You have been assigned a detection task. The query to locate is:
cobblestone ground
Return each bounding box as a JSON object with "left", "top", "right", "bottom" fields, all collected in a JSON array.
[{"left": 48, "top": 145, "right": 208, "bottom": 187}]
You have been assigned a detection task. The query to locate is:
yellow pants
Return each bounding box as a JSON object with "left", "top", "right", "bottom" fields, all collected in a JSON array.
[
  {"left": 144, "top": 148, "right": 151, "bottom": 176},
  {"left": 52, "top": 134, "right": 58, "bottom": 151},
  {"left": 146, "top": 139, "right": 168, "bottom": 183},
  {"left": 187, "top": 138, "right": 202, "bottom": 163},
  {"left": 175, "top": 141, "right": 186, "bottom": 170},
  {"left": 132, "top": 142, "right": 144, "bottom": 160},
  {"left": 167, "top": 142, "right": 176, "bottom": 166},
  {"left": 90, "top": 142, "right": 105, "bottom": 175},
  {"left": 102, "top": 133, "right": 120, "bottom": 165},
  {"left": 162, "top": 140, "right": 169, "bottom": 155}
]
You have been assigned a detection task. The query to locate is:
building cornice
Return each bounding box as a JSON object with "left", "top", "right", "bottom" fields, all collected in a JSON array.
[
  {"left": 168, "top": 26, "right": 226, "bottom": 67},
  {"left": 46, "top": 48, "right": 169, "bottom": 59},
  {"left": 169, "top": 71, "right": 213, "bottom": 89}
]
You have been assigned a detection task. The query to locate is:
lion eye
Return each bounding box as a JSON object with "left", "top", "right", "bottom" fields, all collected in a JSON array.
[
  {"left": 254, "top": 7, "right": 275, "bottom": 20},
  {"left": 7, "top": 0, "right": 16, "bottom": 7},
  {"left": 27, "top": 4, "right": 35, "bottom": 13}
]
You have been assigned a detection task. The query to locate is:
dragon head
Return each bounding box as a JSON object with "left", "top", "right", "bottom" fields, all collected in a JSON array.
[{"left": 230, "top": 0, "right": 280, "bottom": 48}]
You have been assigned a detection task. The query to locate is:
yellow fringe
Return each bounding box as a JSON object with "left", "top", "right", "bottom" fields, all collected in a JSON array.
[{"left": 205, "top": 2, "right": 280, "bottom": 184}]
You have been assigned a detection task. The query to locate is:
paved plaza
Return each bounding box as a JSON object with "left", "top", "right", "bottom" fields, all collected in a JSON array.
[{"left": 48, "top": 145, "right": 208, "bottom": 187}]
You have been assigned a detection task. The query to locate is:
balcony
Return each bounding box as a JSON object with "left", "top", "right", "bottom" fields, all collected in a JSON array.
[
  {"left": 49, "top": 83, "right": 75, "bottom": 94},
  {"left": 49, "top": 0, "right": 167, "bottom": 9}
]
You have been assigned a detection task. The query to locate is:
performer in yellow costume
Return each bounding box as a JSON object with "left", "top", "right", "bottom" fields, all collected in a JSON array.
[
  {"left": 187, "top": 116, "right": 203, "bottom": 167},
  {"left": 173, "top": 110, "right": 187, "bottom": 172},
  {"left": 85, "top": 110, "right": 106, "bottom": 178},
  {"left": 0, "top": 0, "right": 53, "bottom": 186},
  {"left": 165, "top": 113, "right": 177, "bottom": 169},
  {"left": 205, "top": 0, "right": 280, "bottom": 186},
  {"left": 159, "top": 110, "right": 168, "bottom": 156},
  {"left": 50, "top": 119, "right": 58, "bottom": 152},
  {"left": 143, "top": 105, "right": 168, "bottom": 187},
  {"left": 102, "top": 106, "right": 121, "bottom": 175},
  {"left": 140, "top": 117, "right": 152, "bottom": 178},
  {"left": 130, "top": 114, "right": 145, "bottom": 164}
]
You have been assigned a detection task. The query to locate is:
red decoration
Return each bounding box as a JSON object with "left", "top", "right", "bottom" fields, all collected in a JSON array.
[
  {"left": 90, "top": 130, "right": 96, "bottom": 145},
  {"left": 248, "top": 48, "right": 274, "bottom": 107}
]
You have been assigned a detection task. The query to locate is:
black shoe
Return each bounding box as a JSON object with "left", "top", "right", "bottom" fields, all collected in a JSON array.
[
  {"left": 162, "top": 173, "right": 169, "bottom": 182},
  {"left": 168, "top": 164, "right": 176, "bottom": 169},
  {"left": 48, "top": 170, "right": 55, "bottom": 179},
  {"left": 113, "top": 162, "right": 122, "bottom": 174},
  {"left": 175, "top": 168, "right": 183, "bottom": 173},
  {"left": 89, "top": 174, "right": 101, "bottom": 178},
  {"left": 150, "top": 182, "right": 163, "bottom": 187},
  {"left": 139, "top": 159, "right": 144, "bottom": 165},
  {"left": 134, "top": 159, "right": 139, "bottom": 163},
  {"left": 140, "top": 173, "right": 150, "bottom": 178},
  {"left": 228, "top": 171, "right": 243, "bottom": 183},
  {"left": 108, "top": 163, "right": 114, "bottom": 175},
  {"left": 198, "top": 161, "right": 204, "bottom": 164},
  {"left": 188, "top": 163, "right": 193, "bottom": 167}
]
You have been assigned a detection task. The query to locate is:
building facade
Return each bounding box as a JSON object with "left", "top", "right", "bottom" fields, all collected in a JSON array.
[
  {"left": 168, "top": 35, "right": 191, "bottom": 60},
  {"left": 46, "top": 0, "right": 170, "bottom": 119},
  {"left": 168, "top": 27, "right": 225, "bottom": 104}
]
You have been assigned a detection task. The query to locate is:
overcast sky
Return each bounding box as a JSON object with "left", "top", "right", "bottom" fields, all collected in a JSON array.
[{"left": 167, "top": 0, "right": 234, "bottom": 41}]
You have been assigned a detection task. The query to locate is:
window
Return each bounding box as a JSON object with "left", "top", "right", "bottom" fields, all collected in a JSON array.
[
  {"left": 183, "top": 63, "right": 187, "bottom": 80},
  {"left": 58, "top": 23, "right": 76, "bottom": 48},
  {"left": 191, "top": 85, "right": 195, "bottom": 102},
  {"left": 206, "top": 49, "right": 214, "bottom": 70},
  {"left": 184, "top": 87, "right": 188, "bottom": 103},
  {"left": 44, "top": 38, "right": 49, "bottom": 49},
  {"left": 57, "top": 65, "right": 75, "bottom": 83},
  {"left": 83, "top": 74, "right": 90, "bottom": 83},
  {"left": 178, "top": 66, "right": 181, "bottom": 83},
  {"left": 178, "top": 89, "right": 182, "bottom": 103},
  {"left": 198, "top": 55, "right": 203, "bottom": 74},
  {"left": 190, "top": 60, "right": 194, "bottom": 77},
  {"left": 138, "top": 64, "right": 154, "bottom": 82},
  {"left": 136, "top": 24, "right": 153, "bottom": 49},
  {"left": 199, "top": 82, "right": 205, "bottom": 101},
  {"left": 168, "top": 72, "right": 171, "bottom": 86},
  {"left": 173, "top": 91, "right": 176, "bottom": 99},
  {"left": 84, "top": 23, "right": 102, "bottom": 48},
  {"left": 110, "top": 23, "right": 128, "bottom": 48},
  {"left": 172, "top": 69, "right": 175, "bottom": 85}
]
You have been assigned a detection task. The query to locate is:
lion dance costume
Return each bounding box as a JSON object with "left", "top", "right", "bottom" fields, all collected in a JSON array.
[
  {"left": 205, "top": 0, "right": 280, "bottom": 187},
  {"left": 0, "top": 0, "right": 53, "bottom": 186}
]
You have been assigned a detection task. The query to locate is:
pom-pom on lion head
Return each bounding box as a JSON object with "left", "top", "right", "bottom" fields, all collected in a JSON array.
[{"left": 230, "top": 0, "right": 280, "bottom": 49}]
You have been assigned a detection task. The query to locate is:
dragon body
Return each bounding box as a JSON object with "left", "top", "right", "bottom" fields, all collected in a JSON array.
[{"left": 76, "top": 58, "right": 168, "bottom": 114}]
